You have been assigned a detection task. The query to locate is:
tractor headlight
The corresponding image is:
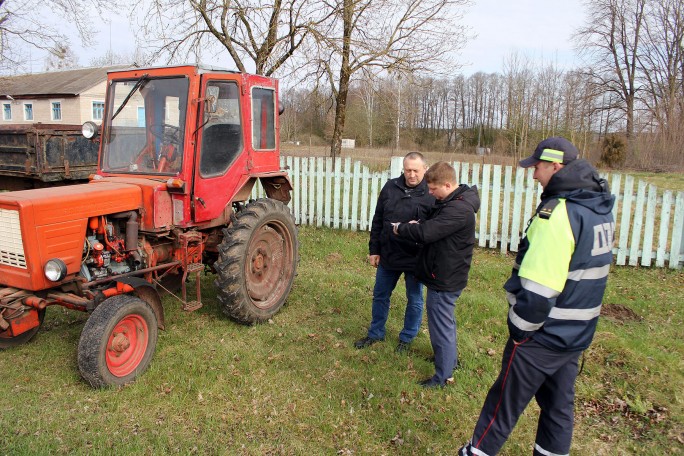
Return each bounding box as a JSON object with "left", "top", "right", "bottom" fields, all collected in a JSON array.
[
  {"left": 82, "top": 121, "right": 99, "bottom": 139},
  {"left": 44, "top": 259, "right": 67, "bottom": 282}
]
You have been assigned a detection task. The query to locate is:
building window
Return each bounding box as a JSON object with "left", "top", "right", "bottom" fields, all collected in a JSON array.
[
  {"left": 24, "top": 103, "right": 33, "bottom": 121},
  {"left": 92, "top": 101, "right": 104, "bottom": 121},
  {"left": 51, "top": 101, "right": 62, "bottom": 121},
  {"left": 3, "top": 103, "right": 11, "bottom": 120}
]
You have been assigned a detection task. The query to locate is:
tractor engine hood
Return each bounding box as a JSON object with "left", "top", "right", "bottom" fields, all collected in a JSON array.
[{"left": 0, "top": 182, "right": 143, "bottom": 291}]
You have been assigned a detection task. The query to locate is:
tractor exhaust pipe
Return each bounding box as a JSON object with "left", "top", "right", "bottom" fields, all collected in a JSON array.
[{"left": 110, "top": 211, "right": 139, "bottom": 252}]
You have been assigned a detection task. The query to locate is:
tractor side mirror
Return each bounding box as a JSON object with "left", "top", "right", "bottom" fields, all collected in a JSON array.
[{"left": 205, "top": 86, "right": 219, "bottom": 113}]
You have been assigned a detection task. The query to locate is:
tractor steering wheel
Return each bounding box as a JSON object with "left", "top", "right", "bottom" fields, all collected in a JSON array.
[{"left": 150, "top": 123, "right": 181, "bottom": 146}]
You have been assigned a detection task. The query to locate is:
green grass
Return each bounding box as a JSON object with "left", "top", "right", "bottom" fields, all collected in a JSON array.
[
  {"left": 1, "top": 226, "right": 683, "bottom": 455},
  {"left": 621, "top": 170, "right": 684, "bottom": 193}
]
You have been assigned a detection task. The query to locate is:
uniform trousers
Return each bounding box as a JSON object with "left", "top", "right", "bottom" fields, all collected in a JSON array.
[{"left": 459, "top": 337, "right": 581, "bottom": 456}]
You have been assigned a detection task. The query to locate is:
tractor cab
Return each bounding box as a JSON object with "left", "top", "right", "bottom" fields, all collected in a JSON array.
[{"left": 85, "top": 65, "right": 287, "bottom": 226}]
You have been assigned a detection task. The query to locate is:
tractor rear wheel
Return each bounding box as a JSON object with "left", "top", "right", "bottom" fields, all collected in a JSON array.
[
  {"left": 215, "top": 198, "right": 298, "bottom": 324},
  {"left": 0, "top": 308, "right": 45, "bottom": 349},
  {"left": 77, "top": 295, "right": 158, "bottom": 388}
]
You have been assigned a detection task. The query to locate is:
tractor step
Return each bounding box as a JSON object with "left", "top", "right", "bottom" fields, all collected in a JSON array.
[
  {"left": 181, "top": 262, "right": 204, "bottom": 312},
  {"left": 182, "top": 300, "right": 202, "bottom": 312},
  {"left": 186, "top": 262, "right": 204, "bottom": 273}
]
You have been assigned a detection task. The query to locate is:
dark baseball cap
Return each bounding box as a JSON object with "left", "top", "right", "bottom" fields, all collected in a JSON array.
[{"left": 519, "top": 136, "right": 579, "bottom": 168}]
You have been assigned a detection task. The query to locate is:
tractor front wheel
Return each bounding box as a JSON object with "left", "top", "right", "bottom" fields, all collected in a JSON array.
[
  {"left": 0, "top": 308, "right": 45, "bottom": 349},
  {"left": 215, "top": 198, "right": 299, "bottom": 324},
  {"left": 77, "top": 295, "right": 158, "bottom": 388}
]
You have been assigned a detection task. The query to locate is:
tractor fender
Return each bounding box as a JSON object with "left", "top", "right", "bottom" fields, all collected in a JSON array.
[
  {"left": 116, "top": 277, "right": 165, "bottom": 330},
  {"left": 231, "top": 174, "right": 293, "bottom": 204},
  {"left": 259, "top": 174, "right": 292, "bottom": 203}
]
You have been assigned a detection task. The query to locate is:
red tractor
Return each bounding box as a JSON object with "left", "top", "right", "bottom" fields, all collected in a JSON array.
[{"left": 0, "top": 65, "right": 298, "bottom": 387}]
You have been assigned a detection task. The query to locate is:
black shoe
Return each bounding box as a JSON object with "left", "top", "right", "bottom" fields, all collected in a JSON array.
[
  {"left": 395, "top": 341, "right": 411, "bottom": 354},
  {"left": 418, "top": 377, "right": 445, "bottom": 389},
  {"left": 354, "top": 336, "right": 382, "bottom": 349}
]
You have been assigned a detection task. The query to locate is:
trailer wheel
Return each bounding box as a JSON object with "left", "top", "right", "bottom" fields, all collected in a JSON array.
[
  {"left": 78, "top": 295, "right": 158, "bottom": 388},
  {"left": 0, "top": 308, "right": 45, "bottom": 349},
  {"left": 215, "top": 198, "right": 299, "bottom": 324}
]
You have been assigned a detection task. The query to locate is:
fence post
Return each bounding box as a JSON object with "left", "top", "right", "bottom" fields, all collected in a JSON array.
[
  {"left": 342, "top": 157, "right": 351, "bottom": 229},
  {"left": 478, "top": 164, "right": 491, "bottom": 248},
  {"left": 300, "top": 157, "right": 308, "bottom": 226},
  {"left": 488, "top": 165, "right": 501, "bottom": 249},
  {"left": 308, "top": 157, "right": 316, "bottom": 226},
  {"left": 656, "top": 191, "right": 672, "bottom": 268},
  {"left": 316, "top": 157, "right": 324, "bottom": 227},
  {"left": 324, "top": 157, "right": 333, "bottom": 226},
  {"left": 351, "top": 160, "right": 361, "bottom": 231},
  {"left": 500, "top": 166, "right": 512, "bottom": 254},
  {"left": 510, "top": 166, "right": 525, "bottom": 252},
  {"left": 616, "top": 175, "right": 634, "bottom": 265},
  {"left": 390, "top": 156, "right": 403, "bottom": 178},
  {"left": 670, "top": 191, "right": 684, "bottom": 269},
  {"left": 640, "top": 184, "right": 657, "bottom": 267},
  {"left": 628, "top": 180, "right": 647, "bottom": 266}
]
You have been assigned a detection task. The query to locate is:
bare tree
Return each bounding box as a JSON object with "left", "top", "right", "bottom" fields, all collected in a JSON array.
[
  {"left": 502, "top": 52, "right": 535, "bottom": 158},
  {"left": 637, "top": 0, "right": 684, "bottom": 138},
  {"left": 355, "top": 74, "right": 379, "bottom": 147},
  {"left": 309, "top": 0, "right": 471, "bottom": 158},
  {"left": 88, "top": 48, "right": 149, "bottom": 68},
  {"left": 575, "top": 0, "right": 647, "bottom": 139},
  {"left": 139, "top": 0, "right": 333, "bottom": 76},
  {"left": 0, "top": 0, "right": 118, "bottom": 73},
  {"left": 44, "top": 44, "right": 79, "bottom": 71}
]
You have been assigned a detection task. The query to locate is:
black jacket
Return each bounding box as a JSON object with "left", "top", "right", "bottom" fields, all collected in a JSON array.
[
  {"left": 369, "top": 175, "right": 435, "bottom": 271},
  {"left": 397, "top": 184, "right": 480, "bottom": 291}
]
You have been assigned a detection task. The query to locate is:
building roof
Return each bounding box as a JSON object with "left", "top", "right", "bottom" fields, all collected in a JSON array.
[{"left": 0, "top": 65, "right": 131, "bottom": 98}]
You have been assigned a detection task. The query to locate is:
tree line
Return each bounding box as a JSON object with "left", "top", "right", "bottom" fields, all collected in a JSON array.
[
  {"left": 2, "top": 0, "right": 682, "bottom": 170},
  {"left": 280, "top": 0, "right": 684, "bottom": 170}
]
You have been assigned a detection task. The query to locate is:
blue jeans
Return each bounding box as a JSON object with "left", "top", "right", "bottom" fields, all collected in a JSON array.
[
  {"left": 367, "top": 265, "right": 424, "bottom": 343},
  {"left": 426, "top": 288, "right": 462, "bottom": 383}
]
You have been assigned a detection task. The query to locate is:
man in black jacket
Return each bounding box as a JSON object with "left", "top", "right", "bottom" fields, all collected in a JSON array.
[
  {"left": 394, "top": 161, "right": 480, "bottom": 388},
  {"left": 354, "top": 152, "right": 435, "bottom": 352}
]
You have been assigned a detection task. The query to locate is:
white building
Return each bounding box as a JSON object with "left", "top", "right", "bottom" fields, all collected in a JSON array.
[{"left": 0, "top": 65, "right": 129, "bottom": 126}]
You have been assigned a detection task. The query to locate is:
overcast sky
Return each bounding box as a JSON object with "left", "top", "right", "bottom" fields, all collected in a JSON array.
[
  {"left": 46, "top": 0, "right": 587, "bottom": 76},
  {"left": 458, "top": 0, "right": 586, "bottom": 74}
]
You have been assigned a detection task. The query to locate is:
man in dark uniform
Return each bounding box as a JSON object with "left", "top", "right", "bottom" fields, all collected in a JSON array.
[
  {"left": 355, "top": 152, "right": 434, "bottom": 353},
  {"left": 459, "top": 137, "right": 615, "bottom": 455}
]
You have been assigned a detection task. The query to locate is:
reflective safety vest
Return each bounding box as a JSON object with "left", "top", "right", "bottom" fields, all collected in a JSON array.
[{"left": 505, "top": 191, "right": 615, "bottom": 351}]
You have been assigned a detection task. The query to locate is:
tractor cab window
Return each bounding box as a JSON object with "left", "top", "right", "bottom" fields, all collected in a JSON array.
[
  {"left": 251, "top": 87, "right": 276, "bottom": 150},
  {"left": 101, "top": 76, "right": 189, "bottom": 175},
  {"left": 199, "top": 81, "right": 242, "bottom": 176}
]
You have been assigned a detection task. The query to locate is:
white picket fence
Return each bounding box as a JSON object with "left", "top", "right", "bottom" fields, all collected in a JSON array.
[{"left": 249, "top": 156, "right": 684, "bottom": 269}]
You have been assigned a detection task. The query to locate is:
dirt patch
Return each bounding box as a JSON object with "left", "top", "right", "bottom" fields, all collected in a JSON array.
[
  {"left": 577, "top": 397, "right": 670, "bottom": 441},
  {"left": 325, "top": 252, "right": 343, "bottom": 264},
  {"left": 601, "top": 303, "right": 642, "bottom": 324}
]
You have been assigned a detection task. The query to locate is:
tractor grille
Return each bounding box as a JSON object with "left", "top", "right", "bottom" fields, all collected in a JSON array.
[{"left": 0, "top": 208, "right": 26, "bottom": 269}]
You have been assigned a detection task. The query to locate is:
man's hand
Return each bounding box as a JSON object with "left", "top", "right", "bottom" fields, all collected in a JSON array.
[
  {"left": 392, "top": 222, "right": 400, "bottom": 235},
  {"left": 368, "top": 255, "right": 380, "bottom": 268}
]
